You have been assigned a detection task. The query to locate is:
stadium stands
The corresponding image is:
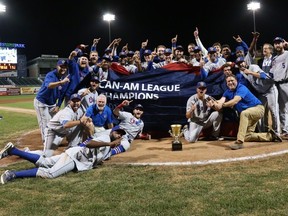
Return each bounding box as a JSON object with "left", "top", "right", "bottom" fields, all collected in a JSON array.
[
  {"left": 0, "top": 77, "right": 12, "bottom": 85},
  {"left": 9, "top": 77, "right": 42, "bottom": 86}
]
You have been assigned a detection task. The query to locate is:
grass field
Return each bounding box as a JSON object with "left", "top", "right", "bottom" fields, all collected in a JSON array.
[{"left": 1, "top": 95, "right": 288, "bottom": 215}]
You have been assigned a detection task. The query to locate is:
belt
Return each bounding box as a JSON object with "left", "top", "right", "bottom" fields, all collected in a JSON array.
[{"left": 275, "top": 79, "right": 288, "bottom": 84}]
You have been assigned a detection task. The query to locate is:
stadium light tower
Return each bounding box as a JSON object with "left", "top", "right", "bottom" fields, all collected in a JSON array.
[
  {"left": 103, "top": 13, "right": 115, "bottom": 44},
  {"left": 247, "top": 2, "right": 260, "bottom": 32},
  {"left": 0, "top": 3, "right": 6, "bottom": 12}
]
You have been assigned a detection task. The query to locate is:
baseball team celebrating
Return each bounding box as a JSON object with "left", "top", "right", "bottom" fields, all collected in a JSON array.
[{"left": 1, "top": 29, "right": 288, "bottom": 184}]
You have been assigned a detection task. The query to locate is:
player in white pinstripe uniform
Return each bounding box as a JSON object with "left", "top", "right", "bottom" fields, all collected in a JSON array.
[
  {"left": 236, "top": 56, "right": 280, "bottom": 135},
  {"left": 183, "top": 82, "right": 223, "bottom": 143},
  {"left": 111, "top": 100, "right": 144, "bottom": 155},
  {"left": 77, "top": 76, "right": 100, "bottom": 111},
  {"left": 200, "top": 47, "right": 226, "bottom": 79},
  {"left": 270, "top": 37, "right": 288, "bottom": 138},
  {"left": 152, "top": 48, "right": 173, "bottom": 69},
  {"left": 0, "top": 126, "right": 125, "bottom": 184},
  {"left": 43, "top": 94, "right": 91, "bottom": 157}
]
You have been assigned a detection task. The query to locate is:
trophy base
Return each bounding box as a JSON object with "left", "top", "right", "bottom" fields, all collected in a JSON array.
[{"left": 172, "top": 141, "right": 182, "bottom": 151}]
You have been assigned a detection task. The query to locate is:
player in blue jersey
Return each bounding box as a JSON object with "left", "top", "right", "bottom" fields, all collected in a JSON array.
[{"left": 34, "top": 60, "right": 70, "bottom": 143}]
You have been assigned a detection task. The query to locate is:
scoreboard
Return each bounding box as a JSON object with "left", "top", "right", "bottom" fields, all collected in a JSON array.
[{"left": 0, "top": 42, "right": 25, "bottom": 75}]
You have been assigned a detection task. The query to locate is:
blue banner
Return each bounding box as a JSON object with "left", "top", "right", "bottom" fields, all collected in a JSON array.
[{"left": 95, "top": 63, "right": 226, "bottom": 134}]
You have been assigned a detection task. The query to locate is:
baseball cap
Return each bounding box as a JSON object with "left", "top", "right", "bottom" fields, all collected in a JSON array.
[
  {"left": 273, "top": 37, "right": 284, "bottom": 43},
  {"left": 144, "top": 49, "right": 152, "bottom": 56},
  {"left": 134, "top": 104, "right": 144, "bottom": 111},
  {"left": 127, "top": 51, "right": 135, "bottom": 57},
  {"left": 235, "top": 57, "right": 245, "bottom": 64},
  {"left": 111, "top": 125, "right": 126, "bottom": 136},
  {"left": 91, "top": 76, "right": 99, "bottom": 83},
  {"left": 235, "top": 46, "right": 244, "bottom": 52},
  {"left": 193, "top": 46, "right": 201, "bottom": 52},
  {"left": 207, "top": 47, "right": 217, "bottom": 53},
  {"left": 70, "top": 93, "right": 81, "bottom": 101},
  {"left": 102, "top": 54, "right": 112, "bottom": 62},
  {"left": 57, "top": 59, "right": 68, "bottom": 66},
  {"left": 164, "top": 48, "right": 172, "bottom": 55},
  {"left": 196, "top": 81, "right": 207, "bottom": 88},
  {"left": 175, "top": 45, "right": 184, "bottom": 51},
  {"left": 80, "top": 53, "right": 89, "bottom": 59},
  {"left": 119, "top": 51, "right": 127, "bottom": 58}
]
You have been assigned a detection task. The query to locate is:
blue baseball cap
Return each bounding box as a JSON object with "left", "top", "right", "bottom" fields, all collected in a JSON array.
[
  {"left": 134, "top": 104, "right": 144, "bottom": 110},
  {"left": 235, "top": 46, "right": 244, "bottom": 52},
  {"left": 57, "top": 59, "right": 68, "bottom": 66},
  {"left": 119, "top": 52, "right": 127, "bottom": 58},
  {"left": 175, "top": 45, "right": 184, "bottom": 51},
  {"left": 70, "top": 93, "right": 81, "bottom": 101},
  {"left": 144, "top": 49, "right": 152, "bottom": 56},
  {"left": 273, "top": 37, "right": 284, "bottom": 43},
  {"left": 196, "top": 81, "right": 207, "bottom": 88},
  {"left": 127, "top": 51, "right": 135, "bottom": 57},
  {"left": 164, "top": 48, "right": 172, "bottom": 55},
  {"left": 102, "top": 54, "right": 112, "bottom": 62},
  {"left": 193, "top": 46, "right": 201, "bottom": 52},
  {"left": 80, "top": 53, "right": 89, "bottom": 59},
  {"left": 111, "top": 125, "right": 126, "bottom": 135},
  {"left": 207, "top": 47, "right": 217, "bottom": 53},
  {"left": 235, "top": 57, "right": 245, "bottom": 64},
  {"left": 91, "top": 76, "right": 99, "bottom": 82}
]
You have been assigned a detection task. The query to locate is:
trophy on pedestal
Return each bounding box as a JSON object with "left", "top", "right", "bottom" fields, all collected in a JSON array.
[{"left": 168, "top": 124, "right": 183, "bottom": 151}]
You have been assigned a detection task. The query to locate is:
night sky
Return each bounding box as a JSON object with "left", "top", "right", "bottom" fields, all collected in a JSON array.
[{"left": 0, "top": 0, "right": 287, "bottom": 60}]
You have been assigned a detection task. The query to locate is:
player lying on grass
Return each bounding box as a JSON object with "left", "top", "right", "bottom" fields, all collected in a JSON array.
[{"left": 0, "top": 126, "right": 125, "bottom": 184}]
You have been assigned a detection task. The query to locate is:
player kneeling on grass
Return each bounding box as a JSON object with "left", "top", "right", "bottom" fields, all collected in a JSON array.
[{"left": 0, "top": 126, "right": 125, "bottom": 184}]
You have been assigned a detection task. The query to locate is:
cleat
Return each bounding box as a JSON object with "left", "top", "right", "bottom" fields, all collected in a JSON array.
[
  {"left": 138, "top": 133, "right": 151, "bottom": 140},
  {"left": 0, "top": 142, "right": 14, "bottom": 159},
  {"left": 23, "top": 147, "right": 30, "bottom": 152},
  {"left": 183, "top": 125, "right": 188, "bottom": 130},
  {"left": 280, "top": 133, "right": 288, "bottom": 140},
  {"left": 229, "top": 141, "right": 244, "bottom": 150},
  {"left": 218, "top": 137, "right": 225, "bottom": 141},
  {"left": 1, "top": 170, "right": 16, "bottom": 184},
  {"left": 269, "top": 129, "right": 282, "bottom": 142}
]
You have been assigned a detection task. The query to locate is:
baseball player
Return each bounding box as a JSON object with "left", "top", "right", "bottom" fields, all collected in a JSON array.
[
  {"left": 0, "top": 126, "right": 125, "bottom": 184},
  {"left": 58, "top": 51, "right": 91, "bottom": 107},
  {"left": 77, "top": 76, "right": 100, "bottom": 111},
  {"left": 34, "top": 59, "right": 70, "bottom": 143},
  {"left": 183, "top": 81, "right": 223, "bottom": 143},
  {"left": 111, "top": 100, "right": 144, "bottom": 155},
  {"left": 43, "top": 93, "right": 93, "bottom": 157},
  {"left": 270, "top": 37, "right": 288, "bottom": 138},
  {"left": 235, "top": 56, "right": 280, "bottom": 135}
]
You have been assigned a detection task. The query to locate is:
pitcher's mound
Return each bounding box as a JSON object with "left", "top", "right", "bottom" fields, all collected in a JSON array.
[{"left": 1, "top": 129, "right": 288, "bottom": 167}]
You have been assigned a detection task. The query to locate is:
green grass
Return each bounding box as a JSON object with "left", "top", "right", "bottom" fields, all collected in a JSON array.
[
  {"left": 0, "top": 94, "right": 35, "bottom": 109},
  {"left": 1, "top": 95, "right": 288, "bottom": 215},
  {"left": 0, "top": 110, "right": 38, "bottom": 143}
]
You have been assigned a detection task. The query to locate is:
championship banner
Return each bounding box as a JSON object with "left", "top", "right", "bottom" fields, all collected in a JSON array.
[{"left": 77, "top": 63, "right": 226, "bottom": 134}]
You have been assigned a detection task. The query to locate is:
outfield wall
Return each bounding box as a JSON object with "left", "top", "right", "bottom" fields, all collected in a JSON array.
[{"left": 0, "top": 86, "right": 40, "bottom": 96}]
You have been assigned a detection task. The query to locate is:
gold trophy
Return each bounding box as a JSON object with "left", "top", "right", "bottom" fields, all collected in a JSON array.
[{"left": 168, "top": 124, "right": 183, "bottom": 151}]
